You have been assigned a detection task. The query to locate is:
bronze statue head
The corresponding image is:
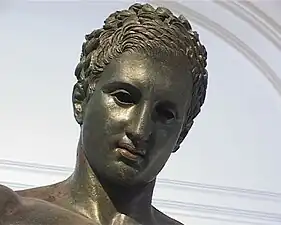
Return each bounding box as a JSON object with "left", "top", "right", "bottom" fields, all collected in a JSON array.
[{"left": 72, "top": 3, "right": 208, "bottom": 186}]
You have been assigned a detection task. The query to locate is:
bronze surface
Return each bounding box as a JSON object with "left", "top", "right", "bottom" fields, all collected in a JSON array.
[{"left": 0, "top": 3, "right": 208, "bottom": 225}]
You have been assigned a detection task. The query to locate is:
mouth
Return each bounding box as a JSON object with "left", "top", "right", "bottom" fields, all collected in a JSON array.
[{"left": 116, "top": 142, "right": 145, "bottom": 162}]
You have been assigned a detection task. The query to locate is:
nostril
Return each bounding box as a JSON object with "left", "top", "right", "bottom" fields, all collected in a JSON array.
[
  {"left": 125, "top": 131, "right": 141, "bottom": 145},
  {"left": 125, "top": 130, "right": 152, "bottom": 147}
]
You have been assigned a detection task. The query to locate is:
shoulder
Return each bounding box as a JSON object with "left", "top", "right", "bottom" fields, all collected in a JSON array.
[
  {"left": 152, "top": 206, "right": 184, "bottom": 225},
  {"left": 0, "top": 185, "right": 96, "bottom": 225},
  {"left": 16, "top": 180, "right": 67, "bottom": 203},
  {"left": 0, "top": 184, "right": 22, "bottom": 216}
]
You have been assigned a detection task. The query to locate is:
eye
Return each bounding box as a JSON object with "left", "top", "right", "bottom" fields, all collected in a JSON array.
[
  {"left": 111, "top": 89, "right": 135, "bottom": 105},
  {"left": 155, "top": 104, "right": 176, "bottom": 123}
]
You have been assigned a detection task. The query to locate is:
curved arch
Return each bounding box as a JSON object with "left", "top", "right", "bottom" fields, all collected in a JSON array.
[
  {"left": 240, "top": 1, "right": 281, "bottom": 34},
  {"left": 149, "top": 1, "right": 281, "bottom": 98},
  {"left": 214, "top": 1, "right": 281, "bottom": 50}
]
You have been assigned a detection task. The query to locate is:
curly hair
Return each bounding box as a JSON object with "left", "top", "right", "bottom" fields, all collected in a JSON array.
[{"left": 74, "top": 3, "right": 208, "bottom": 151}]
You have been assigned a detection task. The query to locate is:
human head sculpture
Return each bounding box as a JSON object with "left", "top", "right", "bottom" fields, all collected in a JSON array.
[{"left": 72, "top": 3, "right": 208, "bottom": 186}]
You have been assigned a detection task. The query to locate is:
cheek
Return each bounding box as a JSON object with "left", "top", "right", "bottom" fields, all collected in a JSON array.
[
  {"left": 83, "top": 93, "right": 131, "bottom": 138},
  {"left": 146, "top": 125, "right": 181, "bottom": 164},
  {"left": 102, "top": 94, "right": 138, "bottom": 133},
  {"left": 155, "top": 122, "right": 183, "bottom": 147},
  {"left": 82, "top": 94, "right": 107, "bottom": 142}
]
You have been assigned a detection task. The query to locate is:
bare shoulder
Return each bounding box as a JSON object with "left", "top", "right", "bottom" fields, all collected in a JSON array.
[
  {"left": 16, "top": 180, "right": 68, "bottom": 203},
  {"left": 0, "top": 185, "right": 96, "bottom": 225},
  {"left": 0, "top": 184, "right": 22, "bottom": 216},
  {"left": 153, "top": 206, "right": 184, "bottom": 225}
]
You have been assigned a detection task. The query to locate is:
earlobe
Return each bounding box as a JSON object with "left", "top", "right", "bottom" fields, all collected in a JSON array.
[{"left": 72, "top": 82, "right": 87, "bottom": 125}]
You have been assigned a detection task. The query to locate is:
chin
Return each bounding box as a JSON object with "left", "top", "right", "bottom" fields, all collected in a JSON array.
[{"left": 101, "top": 161, "right": 151, "bottom": 187}]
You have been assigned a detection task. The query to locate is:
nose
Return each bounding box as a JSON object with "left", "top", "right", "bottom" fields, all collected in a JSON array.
[{"left": 126, "top": 103, "right": 154, "bottom": 145}]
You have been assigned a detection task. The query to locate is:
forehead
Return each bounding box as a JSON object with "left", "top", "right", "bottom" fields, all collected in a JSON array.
[{"left": 98, "top": 52, "right": 193, "bottom": 102}]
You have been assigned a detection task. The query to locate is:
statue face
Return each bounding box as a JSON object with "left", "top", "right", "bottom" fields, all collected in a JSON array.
[{"left": 81, "top": 52, "right": 193, "bottom": 186}]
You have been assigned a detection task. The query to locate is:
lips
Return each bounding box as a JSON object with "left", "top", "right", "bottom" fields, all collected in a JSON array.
[
  {"left": 116, "top": 140, "right": 145, "bottom": 161},
  {"left": 118, "top": 142, "right": 145, "bottom": 157}
]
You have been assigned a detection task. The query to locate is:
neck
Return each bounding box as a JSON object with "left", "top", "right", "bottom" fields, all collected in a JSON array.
[{"left": 67, "top": 138, "right": 155, "bottom": 224}]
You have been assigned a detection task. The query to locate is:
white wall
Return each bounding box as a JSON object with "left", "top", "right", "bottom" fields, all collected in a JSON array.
[{"left": 0, "top": 1, "right": 280, "bottom": 224}]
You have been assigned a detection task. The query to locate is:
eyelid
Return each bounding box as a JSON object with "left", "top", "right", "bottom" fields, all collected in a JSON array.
[
  {"left": 109, "top": 89, "right": 136, "bottom": 106},
  {"left": 164, "top": 109, "right": 177, "bottom": 122},
  {"left": 169, "top": 109, "right": 177, "bottom": 119},
  {"left": 110, "top": 89, "right": 130, "bottom": 95},
  {"left": 157, "top": 101, "right": 178, "bottom": 119},
  {"left": 102, "top": 82, "right": 142, "bottom": 103}
]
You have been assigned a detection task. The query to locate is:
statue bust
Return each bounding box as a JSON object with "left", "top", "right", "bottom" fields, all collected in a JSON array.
[{"left": 0, "top": 3, "right": 208, "bottom": 225}]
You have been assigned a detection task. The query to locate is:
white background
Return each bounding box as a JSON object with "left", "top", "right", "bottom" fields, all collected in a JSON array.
[{"left": 0, "top": 1, "right": 281, "bottom": 224}]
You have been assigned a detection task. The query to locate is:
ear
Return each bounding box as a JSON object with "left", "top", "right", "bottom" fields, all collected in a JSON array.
[{"left": 72, "top": 82, "right": 87, "bottom": 125}]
